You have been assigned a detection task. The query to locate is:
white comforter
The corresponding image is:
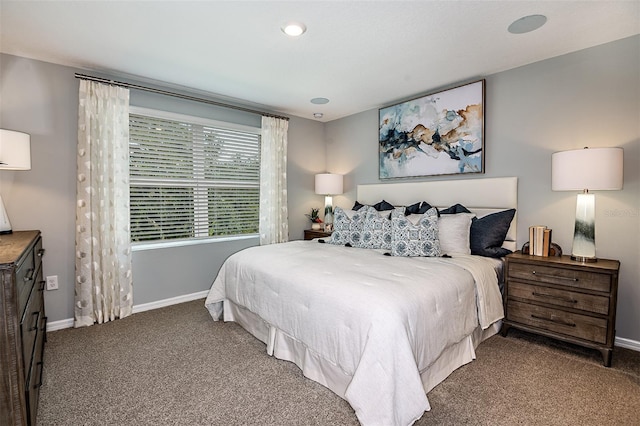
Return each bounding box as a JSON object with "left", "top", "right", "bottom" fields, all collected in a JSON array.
[{"left": 205, "top": 241, "right": 504, "bottom": 426}]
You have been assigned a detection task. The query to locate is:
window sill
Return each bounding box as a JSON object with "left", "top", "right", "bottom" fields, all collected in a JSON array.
[{"left": 131, "top": 234, "right": 259, "bottom": 252}]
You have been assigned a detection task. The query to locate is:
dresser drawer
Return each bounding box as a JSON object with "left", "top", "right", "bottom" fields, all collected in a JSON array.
[
  {"left": 508, "top": 281, "right": 610, "bottom": 315},
  {"left": 34, "top": 237, "right": 45, "bottom": 272},
  {"left": 20, "top": 280, "right": 44, "bottom": 371},
  {"left": 507, "top": 300, "right": 608, "bottom": 344},
  {"left": 508, "top": 262, "right": 611, "bottom": 293},
  {"left": 25, "top": 315, "right": 46, "bottom": 426},
  {"left": 16, "top": 252, "right": 36, "bottom": 317}
]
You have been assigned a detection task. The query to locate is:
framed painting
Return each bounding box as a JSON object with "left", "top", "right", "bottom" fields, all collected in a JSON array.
[{"left": 379, "top": 79, "right": 485, "bottom": 179}]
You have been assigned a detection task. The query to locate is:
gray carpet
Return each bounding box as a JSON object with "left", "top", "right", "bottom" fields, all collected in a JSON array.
[{"left": 37, "top": 299, "right": 640, "bottom": 425}]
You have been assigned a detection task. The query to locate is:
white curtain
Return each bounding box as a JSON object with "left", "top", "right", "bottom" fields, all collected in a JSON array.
[
  {"left": 74, "top": 80, "right": 133, "bottom": 327},
  {"left": 259, "top": 116, "right": 289, "bottom": 245}
]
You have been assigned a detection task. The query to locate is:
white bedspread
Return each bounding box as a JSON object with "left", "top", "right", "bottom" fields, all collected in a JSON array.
[{"left": 205, "top": 241, "right": 504, "bottom": 426}]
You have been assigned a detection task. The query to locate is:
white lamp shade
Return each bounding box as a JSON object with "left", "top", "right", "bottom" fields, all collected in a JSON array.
[
  {"left": 315, "top": 173, "right": 343, "bottom": 195},
  {"left": 552, "top": 147, "right": 623, "bottom": 191},
  {"left": 0, "top": 129, "right": 31, "bottom": 170}
]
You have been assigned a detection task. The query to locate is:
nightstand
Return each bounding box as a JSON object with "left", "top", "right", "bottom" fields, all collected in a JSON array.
[
  {"left": 501, "top": 251, "right": 620, "bottom": 366},
  {"left": 304, "top": 229, "right": 332, "bottom": 240}
]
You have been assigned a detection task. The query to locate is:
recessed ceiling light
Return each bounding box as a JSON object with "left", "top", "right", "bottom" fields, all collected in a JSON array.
[
  {"left": 313, "top": 113, "right": 324, "bottom": 119},
  {"left": 508, "top": 14, "right": 547, "bottom": 34},
  {"left": 310, "top": 97, "right": 329, "bottom": 105},
  {"left": 282, "top": 22, "right": 306, "bottom": 37}
]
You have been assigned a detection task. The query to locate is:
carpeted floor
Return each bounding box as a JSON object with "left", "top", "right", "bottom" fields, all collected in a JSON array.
[{"left": 37, "top": 299, "right": 640, "bottom": 425}]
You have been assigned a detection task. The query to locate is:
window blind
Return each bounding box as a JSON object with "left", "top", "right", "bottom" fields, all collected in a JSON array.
[{"left": 129, "top": 113, "right": 260, "bottom": 243}]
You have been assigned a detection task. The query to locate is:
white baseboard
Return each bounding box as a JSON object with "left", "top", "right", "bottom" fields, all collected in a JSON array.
[
  {"left": 131, "top": 290, "right": 208, "bottom": 314},
  {"left": 47, "top": 317, "right": 74, "bottom": 332},
  {"left": 46, "top": 290, "right": 209, "bottom": 332},
  {"left": 615, "top": 336, "right": 640, "bottom": 352}
]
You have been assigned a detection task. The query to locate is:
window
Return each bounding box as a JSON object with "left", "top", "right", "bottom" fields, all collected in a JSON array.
[{"left": 129, "top": 108, "right": 261, "bottom": 243}]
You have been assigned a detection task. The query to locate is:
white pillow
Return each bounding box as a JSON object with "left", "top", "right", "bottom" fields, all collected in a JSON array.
[{"left": 438, "top": 213, "right": 475, "bottom": 254}]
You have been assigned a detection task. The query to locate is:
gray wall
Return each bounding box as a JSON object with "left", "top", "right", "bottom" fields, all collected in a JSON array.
[
  {"left": 1, "top": 35, "right": 638, "bottom": 343},
  {"left": 0, "top": 54, "right": 325, "bottom": 322},
  {"left": 325, "top": 35, "right": 640, "bottom": 343}
]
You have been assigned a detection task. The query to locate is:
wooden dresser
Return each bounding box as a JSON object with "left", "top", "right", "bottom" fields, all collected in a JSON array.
[
  {"left": 501, "top": 251, "right": 619, "bottom": 366},
  {"left": 0, "top": 231, "right": 46, "bottom": 425}
]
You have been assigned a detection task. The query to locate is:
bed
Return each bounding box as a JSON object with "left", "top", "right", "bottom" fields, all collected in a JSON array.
[{"left": 205, "top": 177, "right": 518, "bottom": 426}]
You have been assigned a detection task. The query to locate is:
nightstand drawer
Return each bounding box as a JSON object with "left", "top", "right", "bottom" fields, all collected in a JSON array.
[
  {"left": 304, "top": 229, "right": 332, "bottom": 240},
  {"left": 509, "top": 281, "right": 609, "bottom": 315},
  {"left": 508, "top": 262, "right": 611, "bottom": 293},
  {"left": 507, "top": 300, "right": 608, "bottom": 344}
]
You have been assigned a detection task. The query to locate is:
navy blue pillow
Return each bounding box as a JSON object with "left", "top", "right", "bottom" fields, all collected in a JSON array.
[
  {"left": 352, "top": 201, "right": 365, "bottom": 211},
  {"left": 352, "top": 200, "right": 394, "bottom": 212},
  {"left": 439, "top": 203, "right": 471, "bottom": 215},
  {"left": 404, "top": 201, "right": 434, "bottom": 216},
  {"left": 470, "top": 209, "right": 516, "bottom": 258}
]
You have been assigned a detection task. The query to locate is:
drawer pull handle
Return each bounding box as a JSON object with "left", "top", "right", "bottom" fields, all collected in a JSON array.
[
  {"left": 532, "top": 291, "right": 578, "bottom": 304},
  {"left": 532, "top": 270, "right": 579, "bottom": 282},
  {"left": 531, "top": 313, "right": 576, "bottom": 327},
  {"left": 30, "top": 311, "right": 40, "bottom": 331},
  {"left": 24, "top": 268, "right": 35, "bottom": 281},
  {"left": 37, "top": 248, "right": 45, "bottom": 258},
  {"left": 36, "top": 361, "right": 44, "bottom": 388}
]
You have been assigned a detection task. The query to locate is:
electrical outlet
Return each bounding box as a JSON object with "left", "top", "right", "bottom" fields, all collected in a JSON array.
[{"left": 46, "top": 275, "right": 59, "bottom": 291}]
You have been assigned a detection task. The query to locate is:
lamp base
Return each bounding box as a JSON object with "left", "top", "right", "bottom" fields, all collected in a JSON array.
[
  {"left": 570, "top": 255, "right": 598, "bottom": 263},
  {"left": 571, "top": 192, "right": 596, "bottom": 262},
  {"left": 0, "top": 195, "right": 13, "bottom": 234},
  {"left": 323, "top": 195, "right": 334, "bottom": 227}
]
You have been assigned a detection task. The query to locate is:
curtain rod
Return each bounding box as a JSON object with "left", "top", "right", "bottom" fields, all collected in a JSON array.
[{"left": 74, "top": 73, "right": 289, "bottom": 121}]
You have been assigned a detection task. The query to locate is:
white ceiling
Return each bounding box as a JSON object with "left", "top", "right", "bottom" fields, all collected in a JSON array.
[{"left": 1, "top": 1, "right": 638, "bottom": 122}]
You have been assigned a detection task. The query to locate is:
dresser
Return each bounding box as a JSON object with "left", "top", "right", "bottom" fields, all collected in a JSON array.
[
  {"left": 0, "top": 231, "right": 46, "bottom": 426},
  {"left": 501, "top": 251, "right": 619, "bottom": 366}
]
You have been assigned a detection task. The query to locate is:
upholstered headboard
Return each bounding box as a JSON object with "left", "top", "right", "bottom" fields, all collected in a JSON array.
[{"left": 356, "top": 177, "right": 518, "bottom": 251}]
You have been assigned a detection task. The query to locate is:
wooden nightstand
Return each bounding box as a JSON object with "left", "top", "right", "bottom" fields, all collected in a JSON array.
[
  {"left": 304, "top": 229, "right": 332, "bottom": 240},
  {"left": 501, "top": 251, "right": 620, "bottom": 367}
]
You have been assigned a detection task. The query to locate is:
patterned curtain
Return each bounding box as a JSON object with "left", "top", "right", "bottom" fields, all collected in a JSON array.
[
  {"left": 259, "top": 116, "right": 289, "bottom": 245},
  {"left": 74, "top": 80, "right": 133, "bottom": 327}
]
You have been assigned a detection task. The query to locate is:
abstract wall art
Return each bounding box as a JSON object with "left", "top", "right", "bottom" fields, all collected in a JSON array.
[{"left": 379, "top": 80, "right": 485, "bottom": 179}]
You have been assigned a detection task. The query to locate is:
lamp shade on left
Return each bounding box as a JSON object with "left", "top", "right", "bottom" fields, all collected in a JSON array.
[
  {"left": 0, "top": 129, "right": 31, "bottom": 170},
  {"left": 315, "top": 173, "right": 343, "bottom": 195}
]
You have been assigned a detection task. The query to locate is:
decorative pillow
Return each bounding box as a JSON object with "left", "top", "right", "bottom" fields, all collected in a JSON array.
[
  {"left": 470, "top": 209, "right": 516, "bottom": 258},
  {"left": 352, "top": 200, "right": 394, "bottom": 212},
  {"left": 352, "top": 201, "right": 365, "bottom": 211},
  {"left": 359, "top": 207, "right": 395, "bottom": 250},
  {"left": 404, "top": 201, "right": 434, "bottom": 216},
  {"left": 439, "top": 203, "right": 471, "bottom": 215},
  {"left": 390, "top": 208, "right": 441, "bottom": 257},
  {"left": 438, "top": 213, "right": 475, "bottom": 254},
  {"left": 330, "top": 206, "right": 370, "bottom": 246}
]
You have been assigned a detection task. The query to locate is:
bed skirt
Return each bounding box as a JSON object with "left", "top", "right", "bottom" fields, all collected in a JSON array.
[{"left": 222, "top": 299, "right": 500, "bottom": 414}]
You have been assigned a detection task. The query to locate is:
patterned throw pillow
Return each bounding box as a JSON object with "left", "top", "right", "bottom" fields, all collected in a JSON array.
[
  {"left": 359, "top": 207, "right": 395, "bottom": 250},
  {"left": 391, "top": 208, "right": 441, "bottom": 257},
  {"left": 329, "top": 206, "right": 369, "bottom": 246}
]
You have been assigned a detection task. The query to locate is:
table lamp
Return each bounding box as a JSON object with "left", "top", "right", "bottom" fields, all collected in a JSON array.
[
  {"left": 315, "top": 173, "right": 343, "bottom": 231},
  {"left": 0, "top": 129, "right": 32, "bottom": 234},
  {"left": 552, "top": 147, "right": 623, "bottom": 262}
]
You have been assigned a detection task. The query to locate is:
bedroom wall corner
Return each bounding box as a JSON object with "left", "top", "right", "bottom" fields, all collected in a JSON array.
[{"left": 287, "top": 115, "right": 327, "bottom": 240}]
